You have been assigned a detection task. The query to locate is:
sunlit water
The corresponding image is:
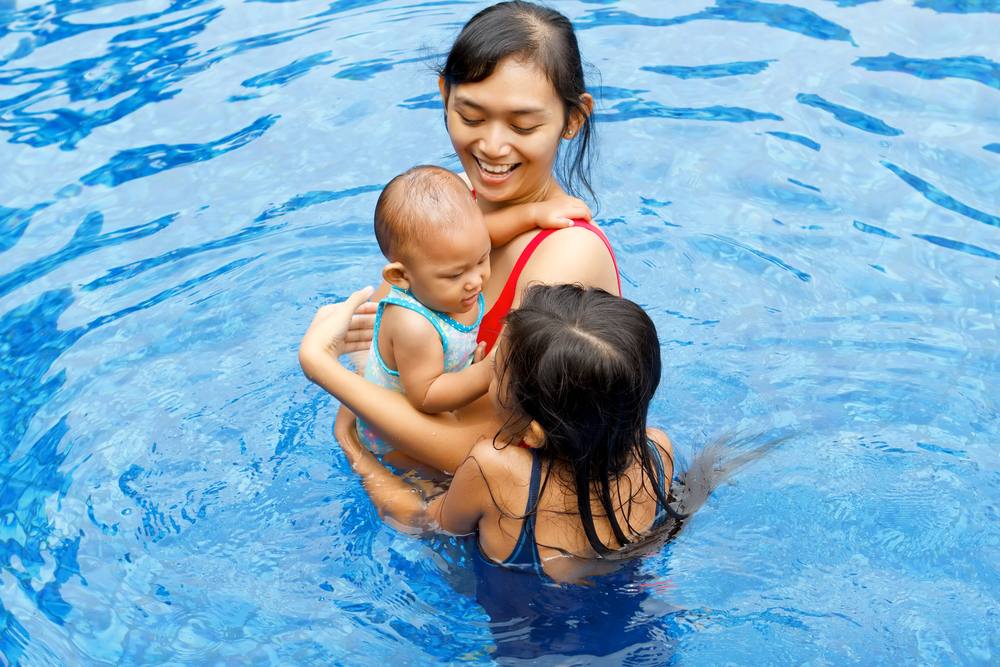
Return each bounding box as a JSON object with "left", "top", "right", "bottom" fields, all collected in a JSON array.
[{"left": 1, "top": 0, "right": 998, "bottom": 664}]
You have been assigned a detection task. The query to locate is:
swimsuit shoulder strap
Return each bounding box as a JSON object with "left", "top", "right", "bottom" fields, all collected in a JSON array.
[
  {"left": 478, "top": 219, "right": 621, "bottom": 353},
  {"left": 501, "top": 449, "right": 544, "bottom": 573},
  {"left": 377, "top": 287, "right": 449, "bottom": 360}
]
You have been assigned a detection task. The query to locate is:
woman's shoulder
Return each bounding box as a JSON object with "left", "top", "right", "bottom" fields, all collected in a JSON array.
[{"left": 517, "top": 223, "right": 619, "bottom": 294}]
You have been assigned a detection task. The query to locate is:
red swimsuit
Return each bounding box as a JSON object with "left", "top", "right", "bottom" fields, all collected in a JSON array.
[{"left": 476, "top": 220, "right": 622, "bottom": 354}]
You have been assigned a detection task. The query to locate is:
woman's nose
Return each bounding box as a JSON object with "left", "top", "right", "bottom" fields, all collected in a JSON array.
[{"left": 478, "top": 123, "right": 511, "bottom": 159}]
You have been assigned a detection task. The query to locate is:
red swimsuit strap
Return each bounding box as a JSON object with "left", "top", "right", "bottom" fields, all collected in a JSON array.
[{"left": 477, "top": 220, "right": 621, "bottom": 353}]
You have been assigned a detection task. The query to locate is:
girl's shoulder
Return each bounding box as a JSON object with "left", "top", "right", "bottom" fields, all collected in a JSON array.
[
  {"left": 646, "top": 428, "right": 675, "bottom": 474},
  {"left": 646, "top": 427, "right": 673, "bottom": 456},
  {"left": 466, "top": 437, "right": 534, "bottom": 478},
  {"left": 463, "top": 437, "right": 536, "bottom": 513}
]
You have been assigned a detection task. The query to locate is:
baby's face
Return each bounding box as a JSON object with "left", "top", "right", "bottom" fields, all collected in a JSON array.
[{"left": 404, "top": 208, "right": 491, "bottom": 315}]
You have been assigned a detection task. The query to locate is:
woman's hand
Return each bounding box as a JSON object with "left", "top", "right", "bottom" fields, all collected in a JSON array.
[
  {"left": 299, "top": 286, "right": 375, "bottom": 379},
  {"left": 532, "top": 194, "right": 592, "bottom": 229},
  {"left": 344, "top": 300, "right": 377, "bottom": 352}
]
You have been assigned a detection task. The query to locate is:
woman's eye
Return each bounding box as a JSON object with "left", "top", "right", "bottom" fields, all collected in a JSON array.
[
  {"left": 512, "top": 124, "right": 540, "bottom": 135},
  {"left": 458, "top": 114, "right": 482, "bottom": 126}
]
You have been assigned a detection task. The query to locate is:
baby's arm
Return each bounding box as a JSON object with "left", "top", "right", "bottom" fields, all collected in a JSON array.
[
  {"left": 383, "top": 307, "right": 491, "bottom": 413},
  {"left": 484, "top": 195, "right": 592, "bottom": 247}
]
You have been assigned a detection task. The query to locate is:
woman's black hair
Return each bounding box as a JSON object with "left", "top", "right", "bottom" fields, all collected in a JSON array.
[
  {"left": 497, "top": 284, "right": 672, "bottom": 555},
  {"left": 440, "top": 1, "right": 597, "bottom": 204}
]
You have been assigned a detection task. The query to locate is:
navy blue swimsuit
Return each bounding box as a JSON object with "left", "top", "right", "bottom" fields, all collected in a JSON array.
[
  {"left": 498, "top": 440, "right": 673, "bottom": 573},
  {"left": 472, "top": 441, "right": 677, "bottom": 661}
]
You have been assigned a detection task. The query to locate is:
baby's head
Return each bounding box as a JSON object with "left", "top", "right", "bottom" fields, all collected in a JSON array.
[{"left": 375, "top": 165, "right": 491, "bottom": 314}]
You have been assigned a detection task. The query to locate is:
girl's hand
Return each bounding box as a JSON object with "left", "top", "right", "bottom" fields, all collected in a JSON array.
[
  {"left": 533, "top": 195, "right": 592, "bottom": 229},
  {"left": 299, "top": 286, "right": 375, "bottom": 376}
]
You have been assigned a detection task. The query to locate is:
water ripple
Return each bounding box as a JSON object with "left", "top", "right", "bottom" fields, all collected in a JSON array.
[
  {"left": 853, "top": 220, "right": 900, "bottom": 239},
  {"left": 641, "top": 60, "right": 776, "bottom": 79},
  {"left": 0, "top": 211, "right": 177, "bottom": 299},
  {"left": 80, "top": 114, "right": 279, "bottom": 187},
  {"left": 239, "top": 51, "right": 336, "bottom": 90},
  {"left": 597, "top": 99, "right": 781, "bottom": 124},
  {"left": 0, "top": 202, "right": 51, "bottom": 254},
  {"left": 576, "top": 0, "right": 854, "bottom": 43},
  {"left": 913, "top": 0, "right": 1000, "bottom": 13},
  {"left": 694, "top": 234, "right": 812, "bottom": 282},
  {"left": 881, "top": 161, "right": 1000, "bottom": 228},
  {"left": 0, "top": 6, "right": 223, "bottom": 149},
  {"left": 854, "top": 53, "right": 1000, "bottom": 90},
  {"left": 913, "top": 233, "right": 1000, "bottom": 260},
  {"left": 254, "top": 184, "right": 382, "bottom": 222},
  {"left": 796, "top": 93, "right": 903, "bottom": 136},
  {"left": 81, "top": 221, "right": 283, "bottom": 291},
  {"left": 334, "top": 52, "right": 439, "bottom": 82},
  {"left": 765, "top": 131, "right": 821, "bottom": 151}
]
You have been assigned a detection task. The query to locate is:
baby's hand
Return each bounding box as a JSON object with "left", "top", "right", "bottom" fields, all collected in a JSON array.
[
  {"left": 472, "top": 341, "right": 488, "bottom": 364},
  {"left": 533, "top": 195, "right": 592, "bottom": 230}
]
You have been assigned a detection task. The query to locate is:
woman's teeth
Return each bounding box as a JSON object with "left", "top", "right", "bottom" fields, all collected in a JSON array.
[{"left": 477, "top": 159, "right": 517, "bottom": 175}]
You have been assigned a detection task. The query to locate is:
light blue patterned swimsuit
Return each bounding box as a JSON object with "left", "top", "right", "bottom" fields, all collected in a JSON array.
[{"left": 356, "top": 287, "right": 485, "bottom": 455}]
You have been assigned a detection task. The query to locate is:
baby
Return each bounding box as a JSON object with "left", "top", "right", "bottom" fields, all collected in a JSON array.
[{"left": 356, "top": 165, "right": 492, "bottom": 459}]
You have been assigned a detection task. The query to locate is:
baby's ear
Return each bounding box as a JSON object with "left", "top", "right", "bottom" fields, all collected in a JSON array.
[
  {"left": 523, "top": 421, "right": 546, "bottom": 449},
  {"left": 382, "top": 262, "right": 409, "bottom": 290}
]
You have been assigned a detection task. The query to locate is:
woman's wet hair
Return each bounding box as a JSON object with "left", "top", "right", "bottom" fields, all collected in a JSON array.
[
  {"left": 497, "top": 284, "right": 672, "bottom": 555},
  {"left": 440, "top": 1, "right": 597, "bottom": 204}
]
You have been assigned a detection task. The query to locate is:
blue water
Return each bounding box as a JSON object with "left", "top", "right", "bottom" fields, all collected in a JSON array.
[{"left": 1, "top": 0, "right": 998, "bottom": 663}]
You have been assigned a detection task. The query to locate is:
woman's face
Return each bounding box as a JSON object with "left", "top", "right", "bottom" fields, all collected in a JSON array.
[{"left": 440, "top": 58, "right": 570, "bottom": 211}]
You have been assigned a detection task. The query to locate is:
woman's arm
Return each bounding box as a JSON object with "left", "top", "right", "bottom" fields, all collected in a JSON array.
[
  {"left": 300, "top": 287, "right": 495, "bottom": 473},
  {"left": 484, "top": 196, "right": 592, "bottom": 247}
]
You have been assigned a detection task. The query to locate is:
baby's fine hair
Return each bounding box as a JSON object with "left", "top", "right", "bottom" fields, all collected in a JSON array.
[{"left": 374, "top": 165, "right": 473, "bottom": 262}]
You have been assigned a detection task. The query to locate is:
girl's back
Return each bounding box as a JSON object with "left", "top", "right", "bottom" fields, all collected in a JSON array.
[{"left": 466, "top": 429, "right": 674, "bottom": 583}]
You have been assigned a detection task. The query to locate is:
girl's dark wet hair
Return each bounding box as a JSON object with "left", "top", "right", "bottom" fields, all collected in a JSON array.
[
  {"left": 498, "top": 284, "right": 672, "bottom": 555},
  {"left": 440, "top": 1, "right": 596, "bottom": 204}
]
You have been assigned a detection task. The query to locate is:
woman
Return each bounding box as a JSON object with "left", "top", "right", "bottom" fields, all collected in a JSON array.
[{"left": 333, "top": 1, "right": 628, "bottom": 474}]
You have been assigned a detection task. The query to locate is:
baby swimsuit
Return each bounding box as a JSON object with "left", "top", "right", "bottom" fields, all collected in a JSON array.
[{"left": 356, "top": 286, "right": 485, "bottom": 455}]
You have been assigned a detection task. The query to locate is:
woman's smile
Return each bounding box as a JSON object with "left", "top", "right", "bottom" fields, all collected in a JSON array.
[
  {"left": 443, "top": 58, "right": 565, "bottom": 210},
  {"left": 474, "top": 156, "right": 521, "bottom": 182}
]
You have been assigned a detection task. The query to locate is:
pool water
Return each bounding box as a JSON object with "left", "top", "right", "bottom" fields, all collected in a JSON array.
[{"left": 1, "top": 0, "right": 998, "bottom": 663}]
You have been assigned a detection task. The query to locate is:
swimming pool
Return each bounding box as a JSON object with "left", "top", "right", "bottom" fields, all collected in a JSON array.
[{"left": 1, "top": 0, "right": 997, "bottom": 663}]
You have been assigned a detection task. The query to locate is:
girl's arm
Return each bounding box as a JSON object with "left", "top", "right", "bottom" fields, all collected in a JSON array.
[
  {"left": 484, "top": 196, "right": 591, "bottom": 247},
  {"left": 335, "top": 419, "right": 486, "bottom": 534}
]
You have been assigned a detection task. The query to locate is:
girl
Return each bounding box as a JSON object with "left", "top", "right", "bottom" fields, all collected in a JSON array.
[
  {"left": 334, "top": 1, "right": 623, "bottom": 474},
  {"left": 301, "top": 284, "right": 681, "bottom": 584}
]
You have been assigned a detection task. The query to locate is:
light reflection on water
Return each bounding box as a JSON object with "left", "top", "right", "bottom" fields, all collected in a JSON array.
[{"left": 1, "top": 0, "right": 998, "bottom": 663}]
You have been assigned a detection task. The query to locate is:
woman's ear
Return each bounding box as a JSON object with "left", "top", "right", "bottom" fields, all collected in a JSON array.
[
  {"left": 382, "top": 262, "right": 410, "bottom": 290},
  {"left": 563, "top": 92, "right": 594, "bottom": 139},
  {"left": 523, "top": 421, "right": 546, "bottom": 449}
]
